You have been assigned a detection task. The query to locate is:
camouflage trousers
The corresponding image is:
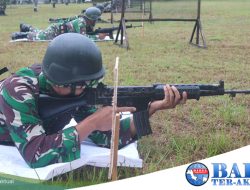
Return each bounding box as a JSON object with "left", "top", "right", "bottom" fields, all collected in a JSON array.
[{"left": 27, "top": 24, "right": 61, "bottom": 41}]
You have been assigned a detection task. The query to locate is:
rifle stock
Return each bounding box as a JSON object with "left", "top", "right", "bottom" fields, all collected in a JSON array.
[{"left": 38, "top": 81, "right": 250, "bottom": 121}]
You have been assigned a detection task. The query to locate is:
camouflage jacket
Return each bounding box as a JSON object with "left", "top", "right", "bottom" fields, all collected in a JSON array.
[
  {"left": 0, "top": 64, "right": 134, "bottom": 168},
  {"left": 28, "top": 17, "right": 97, "bottom": 41}
]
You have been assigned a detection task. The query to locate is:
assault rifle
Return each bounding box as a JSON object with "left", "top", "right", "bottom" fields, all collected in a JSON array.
[
  {"left": 86, "top": 24, "right": 142, "bottom": 39},
  {"left": 38, "top": 81, "right": 250, "bottom": 121}
]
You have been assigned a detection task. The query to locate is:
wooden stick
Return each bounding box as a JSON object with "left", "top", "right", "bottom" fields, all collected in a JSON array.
[
  {"left": 110, "top": 113, "right": 120, "bottom": 181},
  {"left": 108, "top": 57, "right": 120, "bottom": 181},
  {"left": 122, "top": 18, "right": 130, "bottom": 49},
  {"left": 141, "top": 3, "right": 145, "bottom": 38}
]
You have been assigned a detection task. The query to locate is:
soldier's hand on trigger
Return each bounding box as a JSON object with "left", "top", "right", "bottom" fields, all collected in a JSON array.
[{"left": 87, "top": 106, "right": 136, "bottom": 132}]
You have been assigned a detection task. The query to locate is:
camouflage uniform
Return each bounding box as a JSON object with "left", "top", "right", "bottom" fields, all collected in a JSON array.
[
  {"left": 0, "top": 64, "right": 136, "bottom": 168},
  {"left": 26, "top": 17, "right": 98, "bottom": 41},
  {"left": 0, "top": 0, "right": 6, "bottom": 15}
]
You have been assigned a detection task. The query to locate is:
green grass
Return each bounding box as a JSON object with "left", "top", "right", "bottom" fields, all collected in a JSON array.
[{"left": 1, "top": 0, "right": 250, "bottom": 188}]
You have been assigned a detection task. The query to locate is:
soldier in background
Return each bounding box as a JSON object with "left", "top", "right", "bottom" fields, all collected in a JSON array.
[
  {"left": 51, "top": 0, "right": 69, "bottom": 8},
  {"left": 64, "top": 0, "right": 69, "bottom": 5},
  {"left": 92, "top": 1, "right": 111, "bottom": 13},
  {"left": 111, "top": 0, "right": 123, "bottom": 12},
  {"left": 33, "top": 0, "right": 38, "bottom": 12},
  {"left": 11, "top": 7, "right": 107, "bottom": 41},
  {"left": 51, "top": 0, "right": 56, "bottom": 8},
  {"left": 0, "top": 0, "right": 6, "bottom": 15}
]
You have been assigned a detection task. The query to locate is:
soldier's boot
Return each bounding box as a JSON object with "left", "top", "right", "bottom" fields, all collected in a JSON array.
[
  {"left": 20, "top": 23, "right": 33, "bottom": 32},
  {"left": 11, "top": 32, "right": 28, "bottom": 40}
]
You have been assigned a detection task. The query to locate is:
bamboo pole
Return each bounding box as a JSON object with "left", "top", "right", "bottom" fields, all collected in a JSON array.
[{"left": 108, "top": 57, "right": 120, "bottom": 181}]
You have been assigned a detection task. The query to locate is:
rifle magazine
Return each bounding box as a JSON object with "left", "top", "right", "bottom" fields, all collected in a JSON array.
[{"left": 133, "top": 110, "right": 152, "bottom": 139}]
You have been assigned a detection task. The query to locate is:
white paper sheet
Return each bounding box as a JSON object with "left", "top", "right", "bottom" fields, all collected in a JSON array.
[
  {"left": 0, "top": 118, "right": 142, "bottom": 180},
  {"left": 9, "top": 33, "right": 124, "bottom": 43}
]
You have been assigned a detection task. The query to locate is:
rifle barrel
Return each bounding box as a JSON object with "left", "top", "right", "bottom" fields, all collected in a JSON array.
[
  {"left": 225, "top": 90, "right": 250, "bottom": 94},
  {"left": 224, "top": 89, "right": 250, "bottom": 98}
]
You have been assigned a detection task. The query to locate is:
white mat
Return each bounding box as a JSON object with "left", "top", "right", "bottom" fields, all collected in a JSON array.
[
  {"left": 0, "top": 118, "right": 142, "bottom": 180},
  {"left": 9, "top": 33, "right": 124, "bottom": 43}
]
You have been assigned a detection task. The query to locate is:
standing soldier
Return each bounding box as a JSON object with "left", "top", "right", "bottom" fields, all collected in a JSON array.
[
  {"left": 51, "top": 0, "right": 56, "bottom": 8},
  {"left": 64, "top": 0, "right": 69, "bottom": 5},
  {"left": 33, "top": 0, "right": 38, "bottom": 12},
  {"left": 0, "top": 0, "right": 6, "bottom": 16}
]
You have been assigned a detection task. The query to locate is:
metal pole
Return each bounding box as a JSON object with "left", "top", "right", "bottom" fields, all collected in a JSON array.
[
  {"left": 149, "top": 0, "right": 152, "bottom": 21},
  {"left": 125, "top": 18, "right": 197, "bottom": 22}
]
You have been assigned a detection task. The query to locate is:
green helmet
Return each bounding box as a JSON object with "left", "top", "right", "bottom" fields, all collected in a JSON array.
[
  {"left": 84, "top": 7, "right": 101, "bottom": 21},
  {"left": 42, "top": 33, "right": 105, "bottom": 85}
]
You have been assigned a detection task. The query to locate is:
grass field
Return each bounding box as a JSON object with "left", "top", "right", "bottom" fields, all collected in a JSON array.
[{"left": 0, "top": 0, "right": 250, "bottom": 188}]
